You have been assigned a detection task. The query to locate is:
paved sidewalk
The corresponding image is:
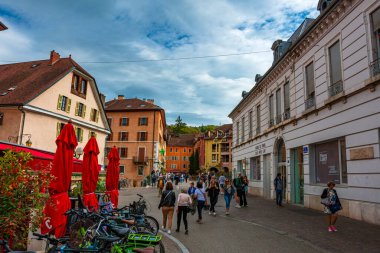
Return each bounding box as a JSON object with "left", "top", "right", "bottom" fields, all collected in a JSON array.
[{"left": 222, "top": 193, "right": 380, "bottom": 253}]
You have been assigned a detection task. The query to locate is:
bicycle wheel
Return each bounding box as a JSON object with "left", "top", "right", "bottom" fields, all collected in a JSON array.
[{"left": 138, "top": 216, "right": 159, "bottom": 235}]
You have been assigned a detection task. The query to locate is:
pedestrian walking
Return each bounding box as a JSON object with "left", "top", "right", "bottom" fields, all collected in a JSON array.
[
  {"left": 188, "top": 182, "right": 196, "bottom": 196},
  {"left": 321, "top": 181, "right": 342, "bottom": 232},
  {"left": 233, "top": 173, "right": 243, "bottom": 208},
  {"left": 274, "top": 173, "right": 283, "bottom": 207},
  {"left": 194, "top": 182, "right": 207, "bottom": 224},
  {"left": 151, "top": 172, "right": 157, "bottom": 187},
  {"left": 157, "top": 175, "right": 165, "bottom": 197},
  {"left": 158, "top": 181, "right": 176, "bottom": 234},
  {"left": 223, "top": 178, "right": 235, "bottom": 215},
  {"left": 176, "top": 188, "right": 192, "bottom": 234},
  {"left": 242, "top": 175, "right": 249, "bottom": 207},
  {"left": 219, "top": 173, "right": 226, "bottom": 195},
  {"left": 206, "top": 176, "right": 220, "bottom": 216}
]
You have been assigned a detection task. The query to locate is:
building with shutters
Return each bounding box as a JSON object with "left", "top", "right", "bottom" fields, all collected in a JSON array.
[
  {"left": 104, "top": 96, "right": 166, "bottom": 185},
  {"left": 165, "top": 134, "right": 195, "bottom": 173},
  {"left": 229, "top": 0, "right": 380, "bottom": 224},
  {"left": 0, "top": 50, "right": 111, "bottom": 165}
]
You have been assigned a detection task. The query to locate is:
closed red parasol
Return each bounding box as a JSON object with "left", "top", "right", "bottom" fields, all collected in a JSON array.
[
  {"left": 82, "top": 135, "right": 100, "bottom": 211},
  {"left": 106, "top": 146, "right": 120, "bottom": 207},
  {"left": 42, "top": 121, "right": 77, "bottom": 238}
]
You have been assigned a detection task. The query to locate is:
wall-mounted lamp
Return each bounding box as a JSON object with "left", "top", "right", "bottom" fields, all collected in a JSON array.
[
  {"left": 8, "top": 134, "right": 32, "bottom": 147},
  {"left": 74, "top": 147, "right": 83, "bottom": 159}
]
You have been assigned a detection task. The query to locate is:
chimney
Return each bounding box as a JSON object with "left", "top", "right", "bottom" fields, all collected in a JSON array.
[
  {"left": 49, "top": 50, "right": 60, "bottom": 65},
  {"left": 117, "top": 95, "right": 125, "bottom": 100},
  {"left": 147, "top": 99, "right": 155, "bottom": 104}
]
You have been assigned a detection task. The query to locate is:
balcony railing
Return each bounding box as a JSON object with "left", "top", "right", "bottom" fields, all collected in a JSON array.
[
  {"left": 133, "top": 156, "right": 148, "bottom": 164},
  {"left": 275, "top": 114, "right": 282, "bottom": 124},
  {"left": 283, "top": 108, "right": 290, "bottom": 120},
  {"left": 370, "top": 58, "right": 380, "bottom": 77},
  {"left": 305, "top": 96, "right": 315, "bottom": 110},
  {"left": 221, "top": 147, "right": 230, "bottom": 153},
  {"left": 328, "top": 80, "right": 343, "bottom": 97},
  {"left": 268, "top": 118, "right": 275, "bottom": 128}
]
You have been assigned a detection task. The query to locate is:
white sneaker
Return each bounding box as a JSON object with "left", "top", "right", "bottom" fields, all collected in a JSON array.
[
  {"left": 213, "top": 212, "right": 216, "bottom": 216},
  {"left": 209, "top": 211, "right": 212, "bottom": 215},
  {"left": 226, "top": 211, "right": 230, "bottom": 215},
  {"left": 235, "top": 204, "right": 241, "bottom": 208},
  {"left": 161, "top": 226, "right": 166, "bottom": 232},
  {"left": 167, "top": 230, "right": 171, "bottom": 235}
]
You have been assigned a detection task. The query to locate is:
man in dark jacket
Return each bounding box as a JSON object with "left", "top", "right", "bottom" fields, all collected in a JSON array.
[
  {"left": 233, "top": 173, "right": 243, "bottom": 208},
  {"left": 274, "top": 173, "right": 283, "bottom": 207}
]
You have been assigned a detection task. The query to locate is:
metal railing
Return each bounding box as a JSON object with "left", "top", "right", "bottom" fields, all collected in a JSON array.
[
  {"left": 133, "top": 156, "right": 149, "bottom": 164},
  {"left": 370, "top": 58, "right": 380, "bottom": 77},
  {"left": 283, "top": 108, "right": 290, "bottom": 120},
  {"left": 221, "top": 147, "right": 230, "bottom": 153},
  {"left": 328, "top": 80, "right": 343, "bottom": 97},
  {"left": 305, "top": 95, "right": 315, "bottom": 110}
]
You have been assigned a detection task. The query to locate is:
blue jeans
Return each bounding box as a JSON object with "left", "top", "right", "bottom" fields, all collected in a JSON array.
[
  {"left": 224, "top": 194, "right": 232, "bottom": 209},
  {"left": 276, "top": 189, "right": 283, "bottom": 206}
]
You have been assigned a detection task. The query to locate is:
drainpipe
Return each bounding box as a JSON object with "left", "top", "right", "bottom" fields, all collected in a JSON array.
[
  {"left": 152, "top": 111, "right": 156, "bottom": 172},
  {"left": 18, "top": 105, "right": 25, "bottom": 145}
]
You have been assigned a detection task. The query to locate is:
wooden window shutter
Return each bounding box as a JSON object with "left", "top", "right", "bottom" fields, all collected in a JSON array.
[
  {"left": 75, "top": 102, "right": 79, "bottom": 116},
  {"left": 56, "top": 122, "right": 61, "bottom": 137},
  {"left": 66, "top": 98, "right": 71, "bottom": 113},
  {"left": 80, "top": 128, "right": 83, "bottom": 142},
  {"left": 118, "top": 132, "right": 121, "bottom": 141},
  {"left": 82, "top": 105, "right": 86, "bottom": 118},
  {"left": 90, "top": 108, "right": 94, "bottom": 121},
  {"left": 57, "top": 95, "right": 63, "bottom": 110},
  {"left": 95, "top": 110, "right": 99, "bottom": 123}
]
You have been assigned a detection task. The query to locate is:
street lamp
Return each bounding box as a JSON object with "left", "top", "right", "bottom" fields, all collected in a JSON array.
[{"left": 74, "top": 147, "right": 83, "bottom": 159}]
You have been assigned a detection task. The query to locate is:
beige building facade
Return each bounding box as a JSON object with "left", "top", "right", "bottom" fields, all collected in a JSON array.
[{"left": 230, "top": 0, "right": 380, "bottom": 225}]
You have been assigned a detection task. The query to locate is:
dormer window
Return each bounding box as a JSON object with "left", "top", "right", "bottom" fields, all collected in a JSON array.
[
  {"left": 318, "top": 0, "right": 332, "bottom": 13},
  {"left": 71, "top": 73, "right": 88, "bottom": 98}
]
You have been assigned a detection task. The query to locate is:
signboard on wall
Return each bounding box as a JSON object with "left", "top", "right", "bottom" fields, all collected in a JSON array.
[{"left": 315, "top": 140, "right": 340, "bottom": 184}]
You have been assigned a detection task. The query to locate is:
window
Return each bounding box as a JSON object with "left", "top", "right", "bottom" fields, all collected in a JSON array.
[
  {"left": 119, "top": 132, "right": 128, "bottom": 141},
  {"left": 120, "top": 117, "right": 129, "bottom": 126},
  {"left": 75, "top": 127, "right": 83, "bottom": 142},
  {"left": 256, "top": 105, "right": 261, "bottom": 134},
  {"left": 249, "top": 111, "right": 253, "bottom": 138},
  {"left": 212, "top": 154, "right": 218, "bottom": 162},
  {"left": 138, "top": 166, "right": 144, "bottom": 176},
  {"left": 119, "top": 147, "right": 128, "bottom": 158},
  {"left": 305, "top": 62, "right": 315, "bottom": 109},
  {"left": 137, "top": 132, "right": 148, "bottom": 141},
  {"left": 71, "top": 74, "right": 87, "bottom": 97},
  {"left": 170, "top": 147, "right": 173, "bottom": 152},
  {"left": 276, "top": 89, "right": 282, "bottom": 124},
  {"left": 189, "top": 149, "right": 192, "bottom": 153},
  {"left": 241, "top": 116, "right": 245, "bottom": 142},
  {"left": 250, "top": 157, "right": 261, "bottom": 180},
  {"left": 171, "top": 164, "right": 177, "bottom": 169},
  {"left": 183, "top": 164, "right": 187, "bottom": 169},
  {"left": 57, "top": 95, "right": 71, "bottom": 113},
  {"left": 269, "top": 95, "right": 274, "bottom": 127},
  {"left": 139, "top": 117, "right": 148, "bottom": 126},
  {"left": 328, "top": 41, "right": 343, "bottom": 96},
  {"left": 184, "top": 148, "right": 186, "bottom": 152},
  {"left": 119, "top": 165, "right": 125, "bottom": 174},
  {"left": 107, "top": 118, "right": 112, "bottom": 126},
  {"left": 183, "top": 156, "right": 187, "bottom": 161},
  {"left": 283, "top": 82, "right": 290, "bottom": 120},
  {"left": 370, "top": 7, "right": 380, "bottom": 76},
  {"left": 105, "top": 147, "right": 111, "bottom": 157},
  {"left": 212, "top": 144, "right": 217, "bottom": 152},
  {"left": 315, "top": 138, "right": 347, "bottom": 184},
  {"left": 56, "top": 122, "right": 65, "bottom": 137},
  {"left": 90, "top": 108, "right": 99, "bottom": 122},
  {"left": 106, "top": 133, "right": 113, "bottom": 141},
  {"left": 175, "top": 148, "right": 178, "bottom": 152},
  {"left": 236, "top": 121, "right": 240, "bottom": 145},
  {"left": 75, "top": 102, "right": 86, "bottom": 118}
]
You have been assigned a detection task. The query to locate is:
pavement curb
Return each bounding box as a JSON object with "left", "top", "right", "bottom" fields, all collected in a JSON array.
[{"left": 160, "top": 230, "right": 190, "bottom": 253}]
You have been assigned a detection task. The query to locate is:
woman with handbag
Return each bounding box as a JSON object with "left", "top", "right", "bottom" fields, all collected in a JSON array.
[
  {"left": 223, "top": 178, "right": 235, "bottom": 215},
  {"left": 206, "top": 176, "right": 220, "bottom": 216},
  {"left": 158, "top": 181, "right": 176, "bottom": 234},
  {"left": 194, "top": 182, "right": 207, "bottom": 224},
  {"left": 176, "top": 188, "right": 192, "bottom": 234},
  {"left": 321, "top": 181, "right": 342, "bottom": 232}
]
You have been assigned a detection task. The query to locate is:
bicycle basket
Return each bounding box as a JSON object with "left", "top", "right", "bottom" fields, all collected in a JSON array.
[{"left": 126, "top": 233, "right": 161, "bottom": 247}]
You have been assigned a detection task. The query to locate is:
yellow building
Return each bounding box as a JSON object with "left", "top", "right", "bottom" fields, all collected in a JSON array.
[{"left": 0, "top": 50, "right": 111, "bottom": 165}]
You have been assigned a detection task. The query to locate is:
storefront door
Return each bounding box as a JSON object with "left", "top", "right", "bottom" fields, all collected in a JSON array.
[
  {"left": 292, "top": 147, "right": 304, "bottom": 204},
  {"left": 263, "top": 154, "right": 271, "bottom": 199}
]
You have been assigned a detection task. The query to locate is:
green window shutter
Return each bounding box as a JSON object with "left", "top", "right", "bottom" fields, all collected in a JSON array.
[
  {"left": 81, "top": 129, "right": 84, "bottom": 142},
  {"left": 82, "top": 105, "right": 86, "bottom": 118},
  {"left": 88, "top": 131, "right": 91, "bottom": 140},
  {"left": 90, "top": 108, "right": 94, "bottom": 121},
  {"left": 56, "top": 122, "right": 60, "bottom": 137},
  {"left": 75, "top": 102, "right": 79, "bottom": 116},
  {"left": 95, "top": 110, "right": 99, "bottom": 123},
  {"left": 57, "top": 95, "right": 63, "bottom": 110},
  {"left": 66, "top": 98, "right": 71, "bottom": 113}
]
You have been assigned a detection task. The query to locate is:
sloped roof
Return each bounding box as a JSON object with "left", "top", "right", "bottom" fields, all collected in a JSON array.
[
  {"left": 0, "top": 21, "right": 7, "bottom": 31},
  {"left": 287, "top": 18, "right": 315, "bottom": 44},
  {"left": 0, "top": 57, "right": 93, "bottom": 105},
  {"left": 167, "top": 134, "right": 196, "bottom": 147},
  {"left": 105, "top": 98, "right": 163, "bottom": 111}
]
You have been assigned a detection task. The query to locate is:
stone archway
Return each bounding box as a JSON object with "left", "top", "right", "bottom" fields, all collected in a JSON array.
[{"left": 274, "top": 137, "right": 287, "bottom": 201}]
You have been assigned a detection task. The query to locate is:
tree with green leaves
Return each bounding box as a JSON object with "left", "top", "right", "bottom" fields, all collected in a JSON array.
[{"left": 189, "top": 150, "right": 200, "bottom": 175}]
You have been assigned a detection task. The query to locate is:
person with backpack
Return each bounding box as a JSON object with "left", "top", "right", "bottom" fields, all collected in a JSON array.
[
  {"left": 158, "top": 181, "right": 176, "bottom": 234},
  {"left": 321, "top": 181, "right": 342, "bottom": 232},
  {"left": 157, "top": 175, "right": 165, "bottom": 197},
  {"left": 233, "top": 173, "right": 243, "bottom": 208},
  {"left": 206, "top": 175, "right": 220, "bottom": 216},
  {"left": 274, "top": 173, "right": 283, "bottom": 207},
  {"left": 241, "top": 175, "right": 249, "bottom": 207}
]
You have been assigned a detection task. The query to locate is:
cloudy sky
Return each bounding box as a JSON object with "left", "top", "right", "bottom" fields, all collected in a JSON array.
[{"left": 0, "top": 0, "right": 319, "bottom": 126}]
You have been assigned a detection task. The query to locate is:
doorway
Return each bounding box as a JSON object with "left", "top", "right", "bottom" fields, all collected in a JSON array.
[
  {"left": 263, "top": 154, "right": 271, "bottom": 198},
  {"left": 292, "top": 147, "right": 304, "bottom": 204},
  {"left": 275, "top": 138, "right": 287, "bottom": 201}
]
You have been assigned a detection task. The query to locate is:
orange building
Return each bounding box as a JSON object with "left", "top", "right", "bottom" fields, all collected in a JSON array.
[
  {"left": 105, "top": 96, "right": 166, "bottom": 185},
  {"left": 166, "top": 134, "right": 195, "bottom": 173}
]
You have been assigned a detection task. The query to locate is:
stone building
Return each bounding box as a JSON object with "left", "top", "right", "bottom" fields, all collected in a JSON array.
[{"left": 229, "top": 0, "right": 380, "bottom": 224}]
